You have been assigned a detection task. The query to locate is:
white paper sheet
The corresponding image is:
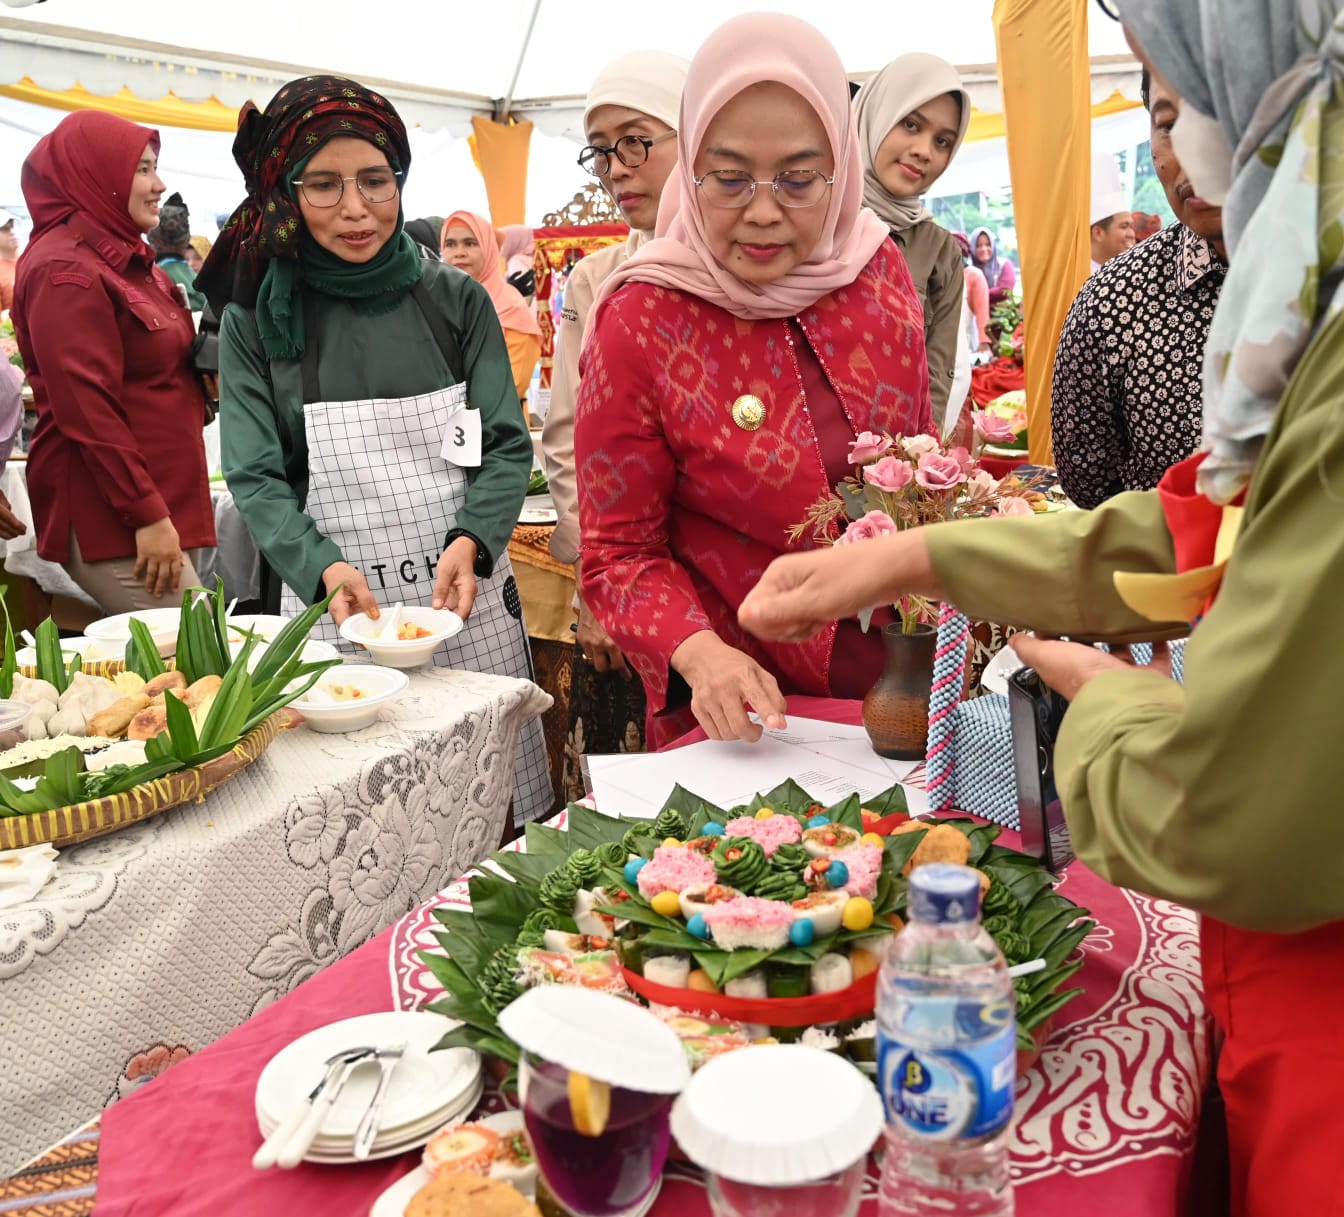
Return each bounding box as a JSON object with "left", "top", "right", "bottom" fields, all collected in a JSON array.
[{"left": 586, "top": 716, "right": 926, "bottom": 821}]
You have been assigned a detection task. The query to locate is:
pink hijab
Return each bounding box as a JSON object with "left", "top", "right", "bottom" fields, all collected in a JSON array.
[
  {"left": 588, "top": 13, "right": 888, "bottom": 333},
  {"left": 441, "top": 211, "right": 541, "bottom": 337}
]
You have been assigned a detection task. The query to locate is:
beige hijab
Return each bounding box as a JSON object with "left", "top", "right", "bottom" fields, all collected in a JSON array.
[
  {"left": 587, "top": 12, "right": 889, "bottom": 331},
  {"left": 853, "top": 53, "right": 971, "bottom": 233}
]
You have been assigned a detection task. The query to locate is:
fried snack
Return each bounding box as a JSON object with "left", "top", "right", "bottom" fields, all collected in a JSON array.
[
  {"left": 406, "top": 1176, "right": 540, "bottom": 1217},
  {"left": 127, "top": 705, "right": 170, "bottom": 742},
  {"left": 143, "top": 671, "right": 188, "bottom": 699},
  {"left": 890, "top": 820, "right": 932, "bottom": 836},
  {"left": 182, "top": 675, "right": 223, "bottom": 709},
  {"left": 973, "top": 867, "right": 993, "bottom": 897},
  {"left": 901, "top": 824, "right": 973, "bottom": 875},
  {"left": 86, "top": 693, "right": 151, "bottom": 739}
]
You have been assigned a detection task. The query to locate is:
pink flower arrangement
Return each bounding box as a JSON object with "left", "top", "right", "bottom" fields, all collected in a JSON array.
[
  {"left": 971, "top": 410, "right": 1019, "bottom": 445},
  {"left": 792, "top": 429, "right": 1043, "bottom": 631},
  {"left": 724, "top": 813, "right": 803, "bottom": 858}
]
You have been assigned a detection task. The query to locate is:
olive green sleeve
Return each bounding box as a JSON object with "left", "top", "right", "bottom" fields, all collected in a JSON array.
[
  {"left": 1056, "top": 321, "right": 1344, "bottom": 931},
  {"left": 218, "top": 304, "right": 342, "bottom": 604},
  {"left": 924, "top": 231, "right": 966, "bottom": 423},
  {"left": 924, "top": 491, "right": 1186, "bottom": 642},
  {"left": 430, "top": 272, "right": 531, "bottom": 576}
]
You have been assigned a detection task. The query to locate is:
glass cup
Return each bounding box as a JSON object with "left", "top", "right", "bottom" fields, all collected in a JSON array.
[
  {"left": 519, "top": 1051, "right": 674, "bottom": 1217},
  {"left": 705, "top": 1159, "right": 867, "bottom": 1217}
]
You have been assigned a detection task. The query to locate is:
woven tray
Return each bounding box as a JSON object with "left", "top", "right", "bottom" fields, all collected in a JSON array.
[
  {"left": 17, "top": 658, "right": 131, "bottom": 679},
  {"left": 0, "top": 709, "right": 297, "bottom": 850}
]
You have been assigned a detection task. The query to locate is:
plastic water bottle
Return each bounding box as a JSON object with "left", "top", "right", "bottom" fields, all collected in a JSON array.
[{"left": 876, "top": 862, "right": 1015, "bottom": 1216}]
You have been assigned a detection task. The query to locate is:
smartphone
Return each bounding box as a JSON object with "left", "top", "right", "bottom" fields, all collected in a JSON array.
[{"left": 1007, "top": 665, "right": 1075, "bottom": 872}]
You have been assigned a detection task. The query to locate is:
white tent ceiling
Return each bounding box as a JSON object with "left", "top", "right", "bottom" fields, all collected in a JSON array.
[{"left": 0, "top": 0, "right": 1137, "bottom": 137}]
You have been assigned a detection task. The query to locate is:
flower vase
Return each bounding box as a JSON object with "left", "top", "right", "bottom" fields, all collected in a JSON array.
[{"left": 862, "top": 622, "right": 937, "bottom": 761}]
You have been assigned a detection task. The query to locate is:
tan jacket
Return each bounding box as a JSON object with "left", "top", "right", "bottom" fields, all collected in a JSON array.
[
  {"left": 541, "top": 238, "right": 639, "bottom": 564},
  {"left": 924, "top": 309, "right": 1344, "bottom": 932},
  {"left": 890, "top": 221, "right": 964, "bottom": 426}
]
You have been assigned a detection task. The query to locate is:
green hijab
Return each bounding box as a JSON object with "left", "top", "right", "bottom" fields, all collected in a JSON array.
[{"left": 255, "top": 147, "right": 424, "bottom": 362}]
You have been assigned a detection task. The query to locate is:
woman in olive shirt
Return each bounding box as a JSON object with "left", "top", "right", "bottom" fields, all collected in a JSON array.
[
  {"left": 200, "top": 76, "right": 552, "bottom": 824},
  {"left": 743, "top": 3, "right": 1344, "bottom": 1210}
]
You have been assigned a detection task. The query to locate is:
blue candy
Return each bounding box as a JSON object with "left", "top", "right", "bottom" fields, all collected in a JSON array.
[
  {"left": 825, "top": 860, "right": 850, "bottom": 889},
  {"left": 623, "top": 857, "right": 648, "bottom": 884},
  {"left": 686, "top": 913, "right": 711, "bottom": 941},
  {"left": 789, "top": 918, "right": 816, "bottom": 947},
  {"left": 806, "top": 815, "right": 831, "bottom": 829},
  {"left": 702, "top": 821, "right": 726, "bottom": 837}
]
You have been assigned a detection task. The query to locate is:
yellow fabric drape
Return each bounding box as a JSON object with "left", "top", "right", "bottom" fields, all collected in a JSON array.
[
  {"left": 469, "top": 115, "right": 532, "bottom": 227},
  {"left": 0, "top": 77, "right": 239, "bottom": 132},
  {"left": 993, "top": 0, "right": 1093, "bottom": 465},
  {"left": 964, "top": 90, "right": 1139, "bottom": 144}
]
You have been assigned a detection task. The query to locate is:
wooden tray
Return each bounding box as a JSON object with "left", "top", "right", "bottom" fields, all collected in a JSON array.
[{"left": 0, "top": 709, "right": 297, "bottom": 850}]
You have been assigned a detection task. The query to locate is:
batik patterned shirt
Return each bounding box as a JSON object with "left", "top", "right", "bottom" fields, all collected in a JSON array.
[{"left": 1052, "top": 223, "right": 1226, "bottom": 509}]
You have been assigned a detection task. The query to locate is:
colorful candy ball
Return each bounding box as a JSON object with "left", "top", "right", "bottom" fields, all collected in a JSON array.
[
  {"left": 702, "top": 821, "right": 726, "bottom": 837},
  {"left": 806, "top": 815, "right": 831, "bottom": 829},
  {"left": 662, "top": 837, "right": 683, "bottom": 848},
  {"left": 842, "top": 896, "right": 875, "bottom": 932},
  {"left": 825, "top": 861, "right": 850, "bottom": 890},
  {"left": 789, "top": 918, "right": 816, "bottom": 947},
  {"left": 754, "top": 807, "right": 775, "bottom": 820},
  {"left": 623, "top": 857, "right": 648, "bottom": 884},
  {"left": 860, "top": 832, "right": 886, "bottom": 850},
  {"left": 686, "top": 913, "right": 711, "bottom": 940},
  {"left": 651, "top": 890, "right": 683, "bottom": 917}
]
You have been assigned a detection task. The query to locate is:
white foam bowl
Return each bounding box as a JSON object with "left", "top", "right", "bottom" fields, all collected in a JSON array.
[
  {"left": 338, "top": 607, "right": 463, "bottom": 669},
  {"left": 228, "top": 637, "right": 340, "bottom": 672},
  {"left": 14, "top": 635, "right": 114, "bottom": 668},
  {"left": 292, "top": 665, "right": 409, "bottom": 733},
  {"left": 224, "top": 614, "right": 295, "bottom": 645},
  {"left": 85, "top": 608, "right": 181, "bottom": 658}
]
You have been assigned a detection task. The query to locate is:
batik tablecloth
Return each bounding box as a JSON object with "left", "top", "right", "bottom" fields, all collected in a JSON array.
[{"left": 0, "top": 666, "right": 550, "bottom": 1173}]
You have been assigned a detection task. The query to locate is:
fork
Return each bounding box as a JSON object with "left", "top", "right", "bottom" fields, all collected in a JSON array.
[{"left": 352, "top": 1042, "right": 408, "bottom": 1159}]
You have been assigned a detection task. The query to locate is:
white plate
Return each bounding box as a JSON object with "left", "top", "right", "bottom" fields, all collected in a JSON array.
[
  {"left": 371, "top": 1135, "right": 660, "bottom": 1217},
  {"left": 14, "top": 636, "right": 114, "bottom": 668},
  {"left": 255, "top": 1012, "right": 479, "bottom": 1141},
  {"left": 519, "top": 493, "right": 557, "bottom": 525},
  {"left": 85, "top": 608, "right": 181, "bottom": 657}
]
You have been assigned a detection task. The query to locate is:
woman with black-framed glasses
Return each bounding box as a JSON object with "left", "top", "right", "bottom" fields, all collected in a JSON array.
[
  {"left": 200, "top": 75, "right": 554, "bottom": 826},
  {"left": 571, "top": 15, "right": 932, "bottom": 749}
]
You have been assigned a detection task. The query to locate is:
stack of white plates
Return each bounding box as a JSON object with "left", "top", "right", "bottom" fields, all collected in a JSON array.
[{"left": 254, "top": 1011, "right": 482, "bottom": 1164}]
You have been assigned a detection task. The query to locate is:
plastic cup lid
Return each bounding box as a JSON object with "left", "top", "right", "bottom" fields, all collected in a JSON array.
[
  {"left": 670, "top": 1044, "right": 883, "bottom": 1185},
  {"left": 498, "top": 987, "right": 690, "bottom": 1094}
]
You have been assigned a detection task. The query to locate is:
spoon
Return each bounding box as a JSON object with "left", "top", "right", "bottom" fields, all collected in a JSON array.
[{"left": 377, "top": 602, "right": 403, "bottom": 641}]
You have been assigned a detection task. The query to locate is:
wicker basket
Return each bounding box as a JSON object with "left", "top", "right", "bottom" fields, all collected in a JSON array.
[{"left": 0, "top": 709, "right": 297, "bottom": 850}]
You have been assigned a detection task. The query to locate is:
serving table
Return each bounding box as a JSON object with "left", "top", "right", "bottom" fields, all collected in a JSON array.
[
  {"left": 0, "top": 698, "right": 1212, "bottom": 1216},
  {"left": 0, "top": 666, "right": 549, "bottom": 1173}
]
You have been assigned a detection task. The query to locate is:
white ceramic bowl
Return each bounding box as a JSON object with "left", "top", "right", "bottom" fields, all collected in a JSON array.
[
  {"left": 85, "top": 608, "right": 181, "bottom": 658},
  {"left": 338, "top": 607, "right": 463, "bottom": 669},
  {"left": 291, "top": 665, "right": 409, "bottom": 733},
  {"left": 228, "top": 637, "right": 340, "bottom": 672}
]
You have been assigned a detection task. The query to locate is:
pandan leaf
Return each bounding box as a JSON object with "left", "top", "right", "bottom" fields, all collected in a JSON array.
[
  {"left": 33, "top": 619, "right": 69, "bottom": 693},
  {"left": 0, "top": 586, "right": 15, "bottom": 699},
  {"left": 125, "top": 618, "right": 168, "bottom": 681},
  {"left": 566, "top": 802, "right": 630, "bottom": 851},
  {"left": 525, "top": 821, "right": 571, "bottom": 858}
]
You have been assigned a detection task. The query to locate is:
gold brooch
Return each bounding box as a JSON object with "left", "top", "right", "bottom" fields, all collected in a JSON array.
[{"left": 731, "top": 394, "right": 766, "bottom": 431}]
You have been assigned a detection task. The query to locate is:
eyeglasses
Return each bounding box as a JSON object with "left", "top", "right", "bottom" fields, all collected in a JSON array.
[
  {"left": 577, "top": 131, "right": 676, "bottom": 178},
  {"left": 1094, "top": 0, "right": 1120, "bottom": 20},
  {"left": 693, "top": 169, "right": 835, "bottom": 210},
  {"left": 291, "top": 168, "right": 403, "bottom": 208}
]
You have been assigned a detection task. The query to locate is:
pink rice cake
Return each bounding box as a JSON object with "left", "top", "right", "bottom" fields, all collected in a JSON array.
[
  {"left": 636, "top": 845, "right": 717, "bottom": 900},
  {"left": 702, "top": 895, "right": 796, "bottom": 950},
  {"left": 722, "top": 814, "right": 803, "bottom": 858},
  {"left": 832, "top": 843, "right": 884, "bottom": 900}
]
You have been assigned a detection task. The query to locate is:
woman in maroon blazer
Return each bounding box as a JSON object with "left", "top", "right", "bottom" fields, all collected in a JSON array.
[{"left": 14, "top": 111, "right": 214, "bottom": 612}]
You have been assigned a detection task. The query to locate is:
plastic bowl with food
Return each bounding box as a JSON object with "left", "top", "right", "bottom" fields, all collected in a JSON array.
[
  {"left": 225, "top": 614, "right": 296, "bottom": 646},
  {"left": 338, "top": 607, "right": 463, "bottom": 669},
  {"left": 14, "top": 635, "right": 113, "bottom": 669},
  {"left": 0, "top": 700, "right": 33, "bottom": 751},
  {"left": 85, "top": 608, "right": 181, "bottom": 658},
  {"left": 292, "top": 665, "right": 409, "bottom": 733},
  {"left": 228, "top": 637, "right": 340, "bottom": 672}
]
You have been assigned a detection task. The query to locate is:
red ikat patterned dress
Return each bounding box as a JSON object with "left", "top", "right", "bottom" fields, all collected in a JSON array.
[{"left": 575, "top": 240, "right": 932, "bottom": 746}]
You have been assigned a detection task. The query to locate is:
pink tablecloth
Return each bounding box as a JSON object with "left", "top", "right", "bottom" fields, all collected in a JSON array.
[{"left": 92, "top": 698, "right": 1211, "bottom": 1217}]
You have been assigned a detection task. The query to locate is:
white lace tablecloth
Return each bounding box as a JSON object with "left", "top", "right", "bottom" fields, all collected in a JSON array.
[{"left": 0, "top": 666, "right": 551, "bottom": 1173}]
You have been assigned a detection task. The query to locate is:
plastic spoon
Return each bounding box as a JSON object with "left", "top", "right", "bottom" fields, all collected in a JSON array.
[{"left": 377, "top": 602, "right": 403, "bottom": 642}]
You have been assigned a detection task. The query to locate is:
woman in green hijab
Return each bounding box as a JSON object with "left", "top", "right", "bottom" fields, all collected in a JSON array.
[{"left": 199, "top": 76, "right": 552, "bottom": 825}]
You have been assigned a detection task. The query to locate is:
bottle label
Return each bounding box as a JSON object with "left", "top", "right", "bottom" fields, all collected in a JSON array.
[{"left": 878, "top": 996, "right": 1016, "bottom": 1141}]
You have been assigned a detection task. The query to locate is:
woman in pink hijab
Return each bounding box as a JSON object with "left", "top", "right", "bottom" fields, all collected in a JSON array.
[
  {"left": 574, "top": 13, "right": 932, "bottom": 748},
  {"left": 441, "top": 211, "right": 541, "bottom": 404}
]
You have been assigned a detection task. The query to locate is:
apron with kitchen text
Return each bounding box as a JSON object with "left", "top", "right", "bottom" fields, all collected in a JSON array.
[{"left": 278, "top": 287, "right": 554, "bottom": 826}]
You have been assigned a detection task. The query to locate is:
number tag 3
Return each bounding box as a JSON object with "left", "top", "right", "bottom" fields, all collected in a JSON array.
[{"left": 440, "top": 404, "right": 482, "bottom": 467}]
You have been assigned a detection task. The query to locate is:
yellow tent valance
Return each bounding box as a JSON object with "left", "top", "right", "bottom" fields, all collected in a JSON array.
[
  {"left": 0, "top": 76, "right": 239, "bottom": 132},
  {"left": 965, "top": 89, "right": 1139, "bottom": 144}
]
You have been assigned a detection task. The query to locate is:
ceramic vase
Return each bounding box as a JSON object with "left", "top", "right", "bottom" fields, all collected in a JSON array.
[{"left": 861, "top": 622, "right": 937, "bottom": 761}]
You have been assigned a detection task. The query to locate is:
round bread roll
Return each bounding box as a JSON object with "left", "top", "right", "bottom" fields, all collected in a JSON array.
[{"left": 406, "top": 1175, "right": 541, "bottom": 1217}]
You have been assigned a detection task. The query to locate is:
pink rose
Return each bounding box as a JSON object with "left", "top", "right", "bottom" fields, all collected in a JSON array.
[
  {"left": 994, "top": 496, "right": 1035, "bottom": 518},
  {"left": 964, "top": 469, "right": 999, "bottom": 503},
  {"left": 914, "top": 452, "right": 968, "bottom": 491},
  {"left": 839, "top": 510, "right": 900, "bottom": 544},
  {"left": 946, "top": 445, "right": 974, "bottom": 474},
  {"left": 903, "top": 434, "right": 940, "bottom": 459},
  {"left": 848, "top": 431, "right": 891, "bottom": 464},
  {"left": 972, "top": 411, "right": 1018, "bottom": 444},
  {"left": 865, "top": 455, "right": 914, "bottom": 492}
]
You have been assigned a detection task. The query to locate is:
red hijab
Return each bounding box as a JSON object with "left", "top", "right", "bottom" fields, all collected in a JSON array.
[{"left": 21, "top": 110, "right": 159, "bottom": 255}]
